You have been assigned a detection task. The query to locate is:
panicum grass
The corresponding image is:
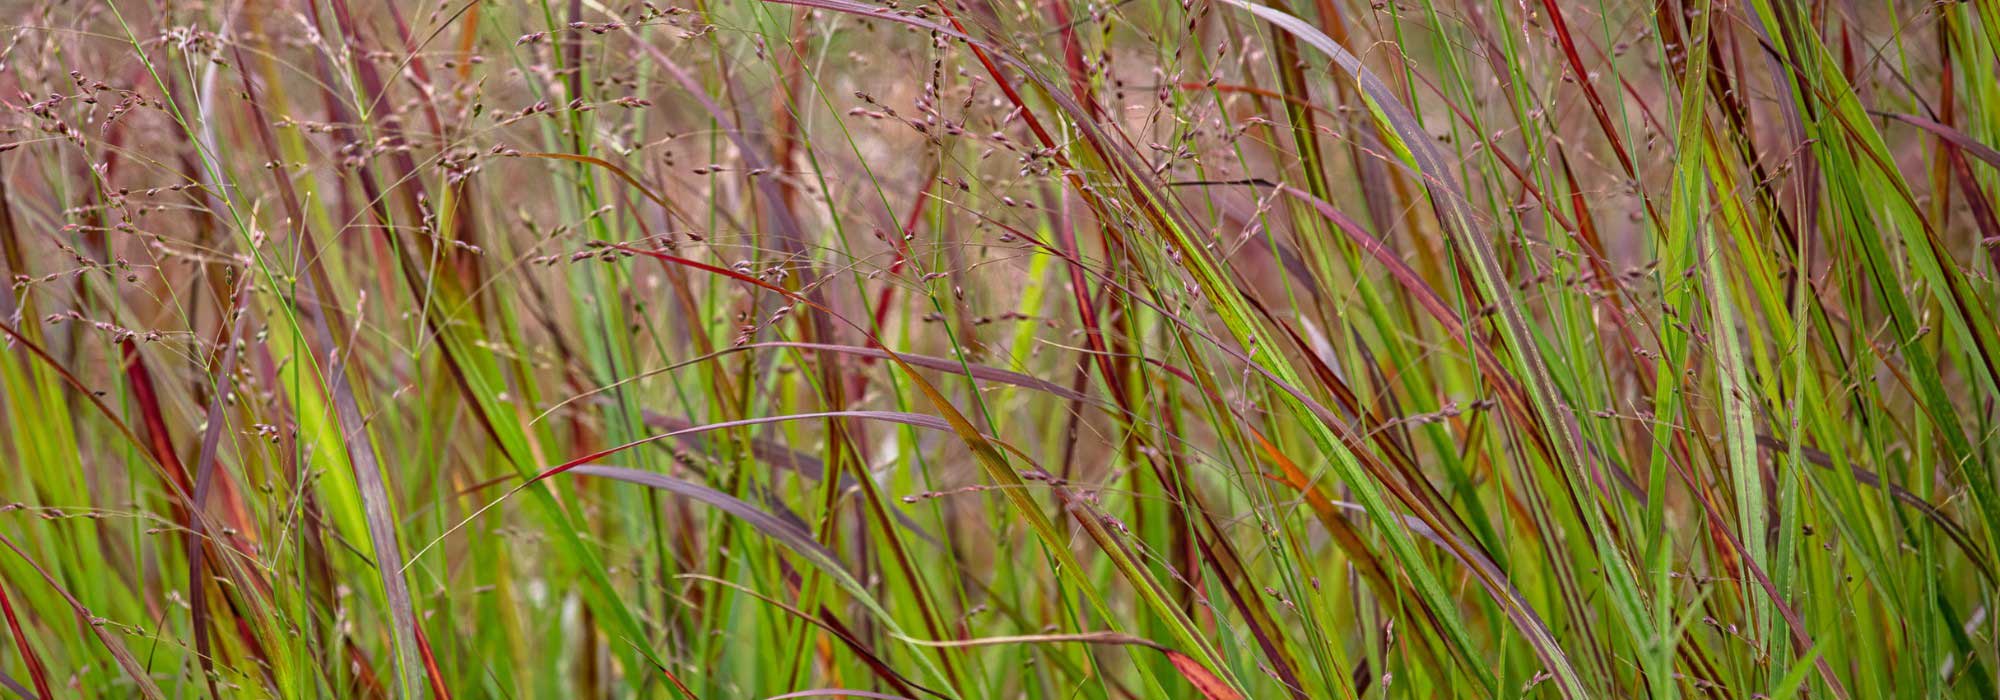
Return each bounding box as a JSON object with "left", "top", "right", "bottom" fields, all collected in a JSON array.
[{"left": 2, "top": 0, "right": 1998, "bottom": 697}]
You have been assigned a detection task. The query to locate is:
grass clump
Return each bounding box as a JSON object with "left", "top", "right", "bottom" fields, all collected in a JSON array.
[{"left": 2, "top": 0, "right": 1998, "bottom": 697}]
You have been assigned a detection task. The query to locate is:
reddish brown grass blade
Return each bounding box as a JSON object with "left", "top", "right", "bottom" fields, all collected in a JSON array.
[
  {"left": 1885, "top": 112, "right": 2000, "bottom": 169},
  {"left": 0, "top": 582, "right": 53, "bottom": 700},
  {"left": 1884, "top": 112, "right": 2000, "bottom": 270},
  {"left": 1165, "top": 651, "right": 1244, "bottom": 700},
  {"left": 186, "top": 283, "right": 253, "bottom": 700}
]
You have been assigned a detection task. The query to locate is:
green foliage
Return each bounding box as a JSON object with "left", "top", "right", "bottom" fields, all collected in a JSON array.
[{"left": 1, "top": 0, "right": 1996, "bottom": 697}]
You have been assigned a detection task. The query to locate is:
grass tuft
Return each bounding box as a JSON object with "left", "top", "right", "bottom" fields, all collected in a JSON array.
[{"left": 2, "top": 0, "right": 1998, "bottom": 697}]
